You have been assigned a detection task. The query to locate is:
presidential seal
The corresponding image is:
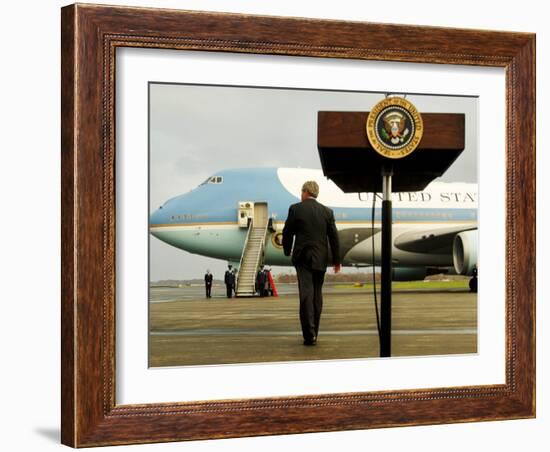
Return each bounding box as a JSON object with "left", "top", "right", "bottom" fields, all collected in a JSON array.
[
  {"left": 366, "top": 97, "right": 423, "bottom": 159},
  {"left": 271, "top": 232, "right": 284, "bottom": 249}
]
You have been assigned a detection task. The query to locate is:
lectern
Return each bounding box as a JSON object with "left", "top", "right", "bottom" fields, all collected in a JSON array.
[{"left": 317, "top": 97, "right": 465, "bottom": 357}]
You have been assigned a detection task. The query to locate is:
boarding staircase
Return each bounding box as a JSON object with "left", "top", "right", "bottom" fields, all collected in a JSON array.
[{"left": 235, "top": 217, "right": 269, "bottom": 297}]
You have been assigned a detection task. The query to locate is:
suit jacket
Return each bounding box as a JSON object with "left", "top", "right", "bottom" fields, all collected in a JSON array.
[
  {"left": 204, "top": 273, "right": 213, "bottom": 285},
  {"left": 224, "top": 270, "right": 235, "bottom": 285},
  {"left": 282, "top": 198, "right": 341, "bottom": 271}
]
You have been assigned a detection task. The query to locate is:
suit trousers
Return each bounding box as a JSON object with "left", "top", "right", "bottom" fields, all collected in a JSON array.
[{"left": 295, "top": 265, "right": 326, "bottom": 341}]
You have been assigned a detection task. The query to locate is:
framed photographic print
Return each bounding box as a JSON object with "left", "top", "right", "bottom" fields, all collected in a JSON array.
[{"left": 61, "top": 3, "right": 535, "bottom": 447}]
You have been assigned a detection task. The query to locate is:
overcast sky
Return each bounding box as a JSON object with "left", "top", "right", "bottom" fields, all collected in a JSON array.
[{"left": 149, "top": 83, "right": 478, "bottom": 281}]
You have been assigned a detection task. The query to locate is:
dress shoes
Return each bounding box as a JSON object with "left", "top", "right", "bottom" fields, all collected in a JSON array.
[{"left": 303, "top": 336, "right": 317, "bottom": 346}]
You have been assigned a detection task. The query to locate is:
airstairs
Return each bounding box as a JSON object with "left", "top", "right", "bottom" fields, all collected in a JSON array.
[{"left": 235, "top": 216, "right": 269, "bottom": 297}]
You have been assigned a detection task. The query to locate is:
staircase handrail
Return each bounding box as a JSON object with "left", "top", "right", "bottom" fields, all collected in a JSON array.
[
  {"left": 252, "top": 218, "right": 270, "bottom": 281},
  {"left": 236, "top": 217, "right": 253, "bottom": 291}
]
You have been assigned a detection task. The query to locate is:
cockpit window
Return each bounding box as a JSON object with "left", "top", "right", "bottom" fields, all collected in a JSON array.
[{"left": 199, "top": 175, "right": 223, "bottom": 186}]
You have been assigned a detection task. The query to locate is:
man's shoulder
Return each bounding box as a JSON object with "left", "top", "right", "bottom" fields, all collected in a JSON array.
[
  {"left": 289, "top": 200, "right": 333, "bottom": 214},
  {"left": 288, "top": 202, "right": 302, "bottom": 213},
  {"left": 313, "top": 200, "right": 333, "bottom": 215},
  {"left": 294, "top": 199, "right": 331, "bottom": 209}
]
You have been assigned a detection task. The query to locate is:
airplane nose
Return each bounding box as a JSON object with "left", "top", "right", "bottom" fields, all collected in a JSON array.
[
  {"left": 150, "top": 205, "right": 178, "bottom": 248},
  {"left": 149, "top": 206, "right": 166, "bottom": 227},
  {"left": 149, "top": 195, "right": 207, "bottom": 254}
]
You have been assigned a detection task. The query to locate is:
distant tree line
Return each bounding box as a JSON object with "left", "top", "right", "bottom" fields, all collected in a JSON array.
[
  {"left": 275, "top": 272, "right": 468, "bottom": 283},
  {"left": 275, "top": 272, "right": 380, "bottom": 283}
]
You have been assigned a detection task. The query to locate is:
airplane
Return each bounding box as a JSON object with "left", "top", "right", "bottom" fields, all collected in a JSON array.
[{"left": 149, "top": 167, "right": 478, "bottom": 288}]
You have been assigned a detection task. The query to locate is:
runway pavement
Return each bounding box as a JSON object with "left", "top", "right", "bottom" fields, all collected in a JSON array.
[{"left": 149, "top": 282, "right": 477, "bottom": 367}]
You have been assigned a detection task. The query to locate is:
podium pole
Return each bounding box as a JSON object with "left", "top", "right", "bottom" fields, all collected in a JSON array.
[{"left": 380, "top": 169, "right": 393, "bottom": 357}]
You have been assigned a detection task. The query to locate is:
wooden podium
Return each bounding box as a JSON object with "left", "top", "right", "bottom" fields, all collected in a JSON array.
[
  {"left": 317, "top": 109, "right": 465, "bottom": 357},
  {"left": 318, "top": 111, "right": 465, "bottom": 192}
]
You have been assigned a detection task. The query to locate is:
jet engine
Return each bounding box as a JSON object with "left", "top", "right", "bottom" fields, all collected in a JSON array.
[
  {"left": 453, "top": 230, "right": 478, "bottom": 276},
  {"left": 392, "top": 267, "right": 427, "bottom": 281}
]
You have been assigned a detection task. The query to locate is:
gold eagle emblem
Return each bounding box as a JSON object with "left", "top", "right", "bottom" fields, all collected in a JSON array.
[
  {"left": 382, "top": 111, "right": 410, "bottom": 144},
  {"left": 365, "top": 97, "right": 423, "bottom": 159}
]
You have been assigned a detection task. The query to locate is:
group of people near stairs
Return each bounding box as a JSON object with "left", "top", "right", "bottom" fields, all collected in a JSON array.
[
  {"left": 203, "top": 265, "right": 236, "bottom": 299},
  {"left": 204, "top": 264, "right": 274, "bottom": 299}
]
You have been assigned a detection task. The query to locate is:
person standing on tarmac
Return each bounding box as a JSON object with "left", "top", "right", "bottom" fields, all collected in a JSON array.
[
  {"left": 224, "top": 264, "right": 235, "bottom": 298},
  {"left": 282, "top": 180, "right": 341, "bottom": 346},
  {"left": 256, "top": 265, "right": 267, "bottom": 297},
  {"left": 204, "top": 269, "right": 213, "bottom": 298}
]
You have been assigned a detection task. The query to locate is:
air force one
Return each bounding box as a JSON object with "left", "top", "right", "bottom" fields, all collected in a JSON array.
[{"left": 150, "top": 167, "right": 478, "bottom": 296}]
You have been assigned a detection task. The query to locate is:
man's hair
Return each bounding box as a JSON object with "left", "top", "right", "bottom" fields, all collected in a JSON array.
[{"left": 302, "top": 180, "right": 320, "bottom": 198}]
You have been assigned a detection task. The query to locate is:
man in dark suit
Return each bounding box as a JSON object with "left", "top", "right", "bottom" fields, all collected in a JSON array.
[
  {"left": 255, "top": 265, "right": 267, "bottom": 297},
  {"left": 224, "top": 265, "right": 235, "bottom": 298},
  {"left": 204, "top": 269, "right": 213, "bottom": 298},
  {"left": 282, "top": 181, "right": 341, "bottom": 346}
]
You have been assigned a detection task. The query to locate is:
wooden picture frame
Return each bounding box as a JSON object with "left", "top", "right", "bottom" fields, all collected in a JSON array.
[{"left": 61, "top": 3, "right": 535, "bottom": 447}]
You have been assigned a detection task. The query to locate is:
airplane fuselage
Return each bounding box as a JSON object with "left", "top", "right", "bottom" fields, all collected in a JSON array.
[{"left": 150, "top": 168, "right": 477, "bottom": 272}]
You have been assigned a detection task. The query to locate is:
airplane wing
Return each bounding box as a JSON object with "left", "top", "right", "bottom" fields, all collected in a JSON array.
[
  {"left": 394, "top": 225, "right": 477, "bottom": 254},
  {"left": 334, "top": 227, "right": 381, "bottom": 263}
]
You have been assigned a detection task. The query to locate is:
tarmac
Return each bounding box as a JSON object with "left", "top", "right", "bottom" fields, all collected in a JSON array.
[{"left": 149, "top": 282, "right": 477, "bottom": 367}]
